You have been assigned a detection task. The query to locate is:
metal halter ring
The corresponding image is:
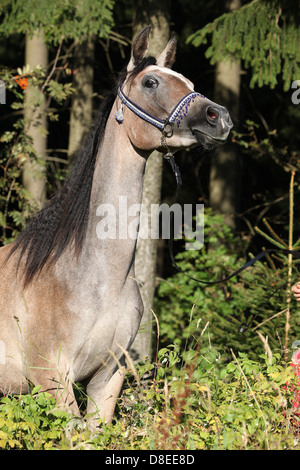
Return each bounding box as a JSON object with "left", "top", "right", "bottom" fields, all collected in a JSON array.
[{"left": 162, "top": 121, "right": 174, "bottom": 138}]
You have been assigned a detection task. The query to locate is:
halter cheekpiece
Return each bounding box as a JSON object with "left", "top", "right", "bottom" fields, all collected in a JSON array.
[{"left": 115, "top": 86, "right": 205, "bottom": 135}]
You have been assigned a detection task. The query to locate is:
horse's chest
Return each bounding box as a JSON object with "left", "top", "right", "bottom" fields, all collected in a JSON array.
[{"left": 70, "top": 294, "right": 142, "bottom": 381}]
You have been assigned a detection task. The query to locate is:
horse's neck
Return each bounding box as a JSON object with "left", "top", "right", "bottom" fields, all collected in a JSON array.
[
  {"left": 67, "top": 109, "right": 147, "bottom": 285},
  {"left": 90, "top": 111, "right": 146, "bottom": 217}
]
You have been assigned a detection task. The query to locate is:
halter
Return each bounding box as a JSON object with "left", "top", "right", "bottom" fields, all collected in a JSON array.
[{"left": 115, "top": 86, "right": 205, "bottom": 135}]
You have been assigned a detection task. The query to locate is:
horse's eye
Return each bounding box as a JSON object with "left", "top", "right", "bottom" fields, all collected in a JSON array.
[{"left": 144, "top": 77, "right": 158, "bottom": 89}]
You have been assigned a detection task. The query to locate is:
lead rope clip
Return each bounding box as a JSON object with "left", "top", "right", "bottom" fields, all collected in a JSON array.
[{"left": 164, "top": 153, "right": 182, "bottom": 188}]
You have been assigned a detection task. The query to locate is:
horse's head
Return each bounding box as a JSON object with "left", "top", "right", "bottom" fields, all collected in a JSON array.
[{"left": 116, "top": 26, "right": 233, "bottom": 153}]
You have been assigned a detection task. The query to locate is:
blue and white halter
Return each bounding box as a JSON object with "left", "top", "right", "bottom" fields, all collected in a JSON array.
[
  {"left": 115, "top": 85, "right": 206, "bottom": 187},
  {"left": 115, "top": 86, "right": 205, "bottom": 134}
]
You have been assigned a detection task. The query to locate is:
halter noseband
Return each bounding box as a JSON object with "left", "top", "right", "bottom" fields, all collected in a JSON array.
[{"left": 115, "top": 86, "right": 205, "bottom": 135}]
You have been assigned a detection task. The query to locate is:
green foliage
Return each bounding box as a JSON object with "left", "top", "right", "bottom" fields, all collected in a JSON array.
[
  {"left": 95, "top": 347, "right": 300, "bottom": 449},
  {"left": 1, "top": 348, "right": 298, "bottom": 450},
  {"left": 46, "top": 79, "right": 74, "bottom": 105},
  {"left": 155, "top": 205, "right": 300, "bottom": 360},
  {"left": 232, "top": 118, "right": 300, "bottom": 167},
  {"left": 0, "top": 0, "right": 115, "bottom": 44},
  {"left": 156, "top": 209, "right": 246, "bottom": 350},
  {"left": 0, "top": 386, "right": 70, "bottom": 449},
  {"left": 187, "top": 0, "right": 300, "bottom": 91}
]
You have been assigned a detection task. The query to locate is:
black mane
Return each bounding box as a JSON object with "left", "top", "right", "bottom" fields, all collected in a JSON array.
[{"left": 8, "top": 56, "right": 157, "bottom": 288}]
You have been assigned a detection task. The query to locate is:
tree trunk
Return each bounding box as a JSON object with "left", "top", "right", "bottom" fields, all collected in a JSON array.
[
  {"left": 68, "top": 40, "right": 95, "bottom": 160},
  {"left": 130, "top": 0, "right": 171, "bottom": 361},
  {"left": 23, "top": 31, "right": 48, "bottom": 209},
  {"left": 209, "top": 0, "right": 241, "bottom": 229}
]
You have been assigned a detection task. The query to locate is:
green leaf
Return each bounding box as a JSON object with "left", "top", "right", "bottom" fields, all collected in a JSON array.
[{"left": 31, "top": 385, "right": 42, "bottom": 395}]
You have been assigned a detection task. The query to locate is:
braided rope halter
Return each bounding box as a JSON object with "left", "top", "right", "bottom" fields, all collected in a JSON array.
[{"left": 116, "top": 86, "right": 204, "bottom": 131}]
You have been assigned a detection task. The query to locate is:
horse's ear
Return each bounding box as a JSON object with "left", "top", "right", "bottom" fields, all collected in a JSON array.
[
  {"left": 157, "top": 32, "right": 177, "bottom": 69},
  {"left": 127, "top": 25, "right": 152, "bottom": 72}
]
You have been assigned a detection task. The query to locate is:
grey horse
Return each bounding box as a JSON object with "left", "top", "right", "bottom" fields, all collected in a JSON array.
[{"left": 0, "top": 26, "right": 232, "bottom": 429}]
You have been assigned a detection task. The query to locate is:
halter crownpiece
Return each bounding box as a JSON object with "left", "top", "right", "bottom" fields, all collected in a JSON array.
[{"left": 116, "top": 86, "right": 206, "bottom": 133}]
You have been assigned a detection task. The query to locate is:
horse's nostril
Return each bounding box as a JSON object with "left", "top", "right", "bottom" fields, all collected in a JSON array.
[
  {"left": 208, "top": 110, "right": 217, "bottom": 120},
  {"left": 206, "top": 106, "right": 219, "bottom": 123}
]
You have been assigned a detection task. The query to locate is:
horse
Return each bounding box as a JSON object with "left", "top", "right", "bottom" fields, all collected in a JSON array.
[{"left": 0, "top": 26, "right": 233, "bottom": 430}]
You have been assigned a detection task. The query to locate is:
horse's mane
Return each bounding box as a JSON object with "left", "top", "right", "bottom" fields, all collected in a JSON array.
[{"left": 8, "top": 56, "right": 157, "bottom": 288}]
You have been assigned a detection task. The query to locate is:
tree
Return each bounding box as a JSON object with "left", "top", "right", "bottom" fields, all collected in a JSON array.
[
  {"left": 23, "top": 31, "right": 48, "bottom": 209},
  {"left": 209, "top": 0, "right": 241, "bottom": 229},
  {"left": 68, "top": 39, "right": 95, "bottom": 160},
  {"left": 130, "top": 0, "right": 171, "bottom": 360}
]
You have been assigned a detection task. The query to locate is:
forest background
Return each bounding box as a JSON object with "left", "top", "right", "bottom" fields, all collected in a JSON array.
[{"left": 0, "top": 0, "right": 300, "bottom": 450}]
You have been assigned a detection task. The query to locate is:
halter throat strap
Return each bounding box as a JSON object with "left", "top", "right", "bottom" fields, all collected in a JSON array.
[{"left": 116, "top": 86, "right": 203, "bottom": 133}]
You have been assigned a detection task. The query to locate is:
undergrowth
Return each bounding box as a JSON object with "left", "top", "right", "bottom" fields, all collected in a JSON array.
[
  {"left": 1, "top": 343, "right": 300, "bottom": 450},
  {"left": 0, "top": 202, "right": 299, "bottom": 450}
]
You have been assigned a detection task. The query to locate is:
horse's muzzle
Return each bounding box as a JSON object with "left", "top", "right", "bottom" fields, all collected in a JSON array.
[
  {"left": 206, "top": 104, "right": 233, "bottom": 135},
  {"left": 190, "top": 101, "right": 233, "bottom": 146}
]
